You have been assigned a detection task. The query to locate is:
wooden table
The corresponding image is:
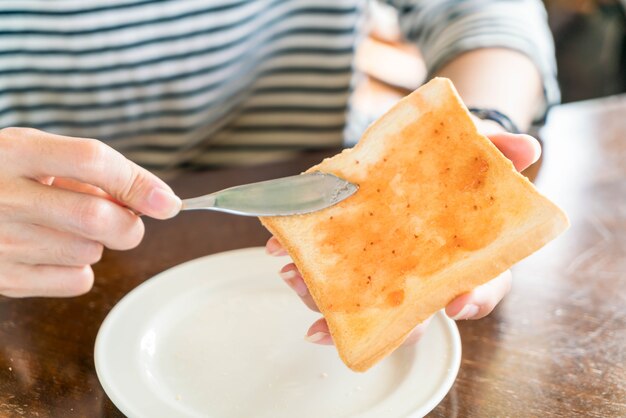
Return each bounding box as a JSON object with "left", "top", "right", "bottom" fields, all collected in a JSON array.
[{"left": 0, "top": 94, "right": 624, "bottom": 417}]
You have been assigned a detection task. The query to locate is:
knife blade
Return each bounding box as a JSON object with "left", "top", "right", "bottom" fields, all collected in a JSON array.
[{"left": 180, "top": 172, "right": 358, "bottom": 216}]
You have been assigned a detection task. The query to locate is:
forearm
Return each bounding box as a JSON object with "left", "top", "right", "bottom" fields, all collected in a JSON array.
[{"left": 434, "top": 48, "right": 543, "bottom": 132}]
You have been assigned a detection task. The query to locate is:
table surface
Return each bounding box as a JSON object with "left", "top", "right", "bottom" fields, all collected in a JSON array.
[{"left": 0, "top": 94, "right": 624, "bottom": 417}]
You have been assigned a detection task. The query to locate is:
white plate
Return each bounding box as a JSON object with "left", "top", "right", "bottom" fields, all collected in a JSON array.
[{"left": 95, "top": 247, "right": 461, "bottom": 418}]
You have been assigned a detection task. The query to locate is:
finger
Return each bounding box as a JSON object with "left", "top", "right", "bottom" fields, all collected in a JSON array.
[
  {"left": 279, "top": 263, "right": 319, "bottom": 312},
  {"left": 401, "top": 316, "right": 433, "bottom": 346},
  {"left": 445, "top": 270, "right": 513, "bottom": 320},
  {"left": 52, "top": 177, "right": 116, "bottom": 201},
  {"left": 304, "top": 318, "right": 334, "bottom": 345},
  {"left": 0, "top": 264, "right": 94, "bottom": 298},
  {"left": 4, "top": 128, "right": 180, "bottom": 219},
  {"left": 0, "top": 223, "right": 103, "bottom": 266},
  {"left": 266, "top": 236, "right": 288, "bottom": 256},
  {"left": 487, "top": 133, "right": 541, "bottom": 172},
  {"left": 10, "top": 178, "right": 144, "bottom": 250},
  {"left": 53, "top": 177, "right": 132, "bottom": 214}
]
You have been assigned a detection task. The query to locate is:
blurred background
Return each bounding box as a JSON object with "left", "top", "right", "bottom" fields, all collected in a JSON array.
[{"left": 355, "top": 0, "right": 626, "bottom": 120}]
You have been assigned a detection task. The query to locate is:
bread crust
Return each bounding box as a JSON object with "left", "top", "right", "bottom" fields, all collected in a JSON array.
[{"left": 260, "top": 78, "right": 569, "bottom": 372}]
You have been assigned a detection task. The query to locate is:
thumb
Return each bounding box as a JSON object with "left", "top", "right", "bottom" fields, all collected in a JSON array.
[
  {"left": 23, "top": 131, "right": 182, "bottom": 219},
  {"left": 108, "top": 159, "right": 182, "bottom": 219},
  {"left": 487, "top": 133, "right": 541, "bottom": 172}
]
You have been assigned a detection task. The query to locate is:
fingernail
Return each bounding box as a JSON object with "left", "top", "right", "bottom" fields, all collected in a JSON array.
[
  {"left": 279, "top": 270, "right": 308, "bottom": 296},
  {"left": 305, "top": 331, "right": 329, "bottom": 343},
  {"left": 450, "top": 304, "right": 480, "bottom": 320},
  {"left": 266, "top": 241, "right": 284, "bottom": 256},
  {"left": 147, "top": 187, "right": 182, "bottom": 219},
  {"left": 527, "top": 135, "right": 542, "bottom": 163}
]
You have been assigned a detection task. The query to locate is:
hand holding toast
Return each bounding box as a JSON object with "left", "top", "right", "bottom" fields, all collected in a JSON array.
[
  {"left": 261, "top": 78, "right": 567, "bottom": 371},
  {"left": 267, "top": 129, "right": 541, "bottom": 346}
]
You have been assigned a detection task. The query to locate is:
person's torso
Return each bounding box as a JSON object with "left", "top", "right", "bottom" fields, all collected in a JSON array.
[{"left": 0, "top": 0, "right": 366, "bottom": 169}]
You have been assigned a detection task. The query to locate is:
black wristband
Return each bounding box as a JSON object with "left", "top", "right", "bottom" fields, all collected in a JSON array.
[{"left": 468, "top": 107, "right": 521, "bottom": 134}]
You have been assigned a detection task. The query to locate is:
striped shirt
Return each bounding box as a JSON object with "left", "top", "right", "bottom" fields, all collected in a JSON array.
[{"left": 0, "top": 0, "right": 558, "bottom": 171}]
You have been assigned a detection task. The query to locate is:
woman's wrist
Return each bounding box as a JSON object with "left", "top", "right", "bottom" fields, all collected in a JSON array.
[
  {"left": 469, "top": 107, "right": 521, "bottom": 134},
  {"left": 470, "top": 114, "right": 508, "bottom": 135},
  {"left": 435, "top": 48, "right": 543, "bottom": 131}
]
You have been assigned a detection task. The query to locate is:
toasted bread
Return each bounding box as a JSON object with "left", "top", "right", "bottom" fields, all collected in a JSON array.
[{"left": 260, "top": 77, "right": 569, "bottom": 372}]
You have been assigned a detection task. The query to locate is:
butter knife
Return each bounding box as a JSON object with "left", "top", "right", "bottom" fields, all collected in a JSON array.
[{"left": 181, "top": 173, "right": 357, "bottom": 216}]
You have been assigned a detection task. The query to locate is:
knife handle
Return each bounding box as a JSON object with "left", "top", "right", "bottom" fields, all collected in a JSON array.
[{"left": 181, "top": 194, "right": 218, "bottom": 211}]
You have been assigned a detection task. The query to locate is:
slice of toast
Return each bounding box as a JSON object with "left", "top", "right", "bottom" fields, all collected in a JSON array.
[{"left": 260, "top": 77, "right": 569, "bottom": 372}]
